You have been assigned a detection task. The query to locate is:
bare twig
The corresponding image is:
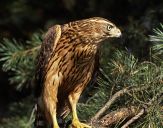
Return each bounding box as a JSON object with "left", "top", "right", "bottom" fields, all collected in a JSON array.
[
  {"left": 91, "top": 88, "right": 129, "bottom": 121},
  {"left": 121, "top": 108, "right": 145, "bottom": 128},
  {"left": 91, "top": 86, "right": 149, "bottom": 122}
]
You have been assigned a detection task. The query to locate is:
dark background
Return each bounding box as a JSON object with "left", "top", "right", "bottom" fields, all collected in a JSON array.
[{"left": 0, "top": 0, "right": 163, "bottom": 127}]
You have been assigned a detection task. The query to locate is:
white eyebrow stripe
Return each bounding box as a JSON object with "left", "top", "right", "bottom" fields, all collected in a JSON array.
[{"left": 89, "top": 19, "right": 114, "bottom": 26}]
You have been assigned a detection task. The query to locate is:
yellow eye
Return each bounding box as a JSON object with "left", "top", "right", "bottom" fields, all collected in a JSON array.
[{"left": 107, "top": 25, "right": 113, "bottom": 31}]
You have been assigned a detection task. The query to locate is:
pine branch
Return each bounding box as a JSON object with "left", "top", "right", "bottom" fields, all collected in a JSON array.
[
  {"left": 0, "top": 33, "right": 42, "bottom": 71},
  {"left": 89, "top": 92, "right": 162, "bottom": 127},
  {"left": 0, "top": 33, "right": 42, "bottom": 89},
  {"left": 90, "top": 86, "right": 150, "bottom": 121},
  {"left": 83, "top": 44, "right": 163, "bottom": 127},
  {"left": 91, "top": 87, "right": 129, "bottom": 121},
  {"left": 150, "top": 24, "right": 163, "bottom": 62},
  {"left": 121, "top": 93, "right": 162, "bottom": 128},
  {"left": 121, "top": 108, "right": 145, "bottom": 128},
  {"left": 150, "top": 24, "right": 163, "bottom": 42}
]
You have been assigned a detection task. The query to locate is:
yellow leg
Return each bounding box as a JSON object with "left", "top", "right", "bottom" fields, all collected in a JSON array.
[
  {"left": 52, "top": 111, "right": 59, "bottom": 128},
  {"left": 68, "top": 92, "right": 91, "bottom": 128}
]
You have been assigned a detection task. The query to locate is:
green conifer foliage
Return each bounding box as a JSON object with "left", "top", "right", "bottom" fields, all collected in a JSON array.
[{"left": 0, "top": 33, "right": 42, "bottom": 90}]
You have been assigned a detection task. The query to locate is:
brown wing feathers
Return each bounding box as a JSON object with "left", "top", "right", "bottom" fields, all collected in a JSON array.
[{"left": 35, "top": 25, "right": 61, "bottom": 97}]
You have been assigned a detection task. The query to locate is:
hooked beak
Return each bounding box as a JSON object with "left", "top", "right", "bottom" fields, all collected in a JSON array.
[
  {"left": 116, "top": 28, "right": 122, "bottom": 37},
  {"left": 109, "top": 27, "right": 122, "bottom": 38}
]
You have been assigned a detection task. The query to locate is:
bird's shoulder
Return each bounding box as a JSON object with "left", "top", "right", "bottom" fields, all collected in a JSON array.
[{"left": 34, "top": 25, "right": 62, "bottom": 97}]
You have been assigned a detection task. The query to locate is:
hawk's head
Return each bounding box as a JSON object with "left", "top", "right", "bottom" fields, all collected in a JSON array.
[{"left": 69, "top": 17, "right": 121, "bottom": 44}]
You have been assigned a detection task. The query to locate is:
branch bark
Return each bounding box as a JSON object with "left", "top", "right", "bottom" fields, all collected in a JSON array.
[
  {"left": 90, "top": 90, "right": 162, "bottom": 127},
  {"left": 91, "top": 88, "right": 129, "bottom": 121},
  {"left": 91, "top": 86, "right": 149, "bottom": 122},
  {"left": 99, "top": 106, "right": 140, "bottom": 127}
]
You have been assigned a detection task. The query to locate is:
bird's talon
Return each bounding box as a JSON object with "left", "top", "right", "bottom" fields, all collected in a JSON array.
[{"left": 71, "top": 119, "right": 91, "bottom": 128}]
